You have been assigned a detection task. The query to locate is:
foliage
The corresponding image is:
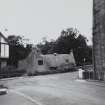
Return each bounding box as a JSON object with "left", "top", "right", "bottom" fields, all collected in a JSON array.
[
  {"left": 7, "top": 28, "right": 92, "bottom": 67},
  {"left": 37, "top": 28, "right": 92, "bottom": 66},
  {"left": 0, "top": 65, "right": 26, "bottom": 78},
  {"left": 7, "top": 35, "right": 32, "bottom": 67}
]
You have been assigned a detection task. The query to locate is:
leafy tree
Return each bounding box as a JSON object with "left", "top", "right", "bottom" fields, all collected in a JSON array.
[
  {"left": 73, "top": 34, "right": 88, "bottom": 65},
  {"left": 7, "top": 35, "right": 32, "bottom": 67},
  {"left": 37, "top": 28, "right": 92, "bottom": 66},
  {"left": 53, "top": 28, "right": 78, "bottom": 53},
  {"left": 37, "top": 41, "right": 54, "bottom": 54}
]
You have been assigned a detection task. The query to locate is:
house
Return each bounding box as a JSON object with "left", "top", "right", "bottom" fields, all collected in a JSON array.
[
  {"left": 19, "top": 48, "right": 76, "bottom": 75},
  {"left": 0, "top": 32, "right": 9, "bottom": 69}
]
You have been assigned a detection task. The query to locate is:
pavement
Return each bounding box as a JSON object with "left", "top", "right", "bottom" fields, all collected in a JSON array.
[{"left": 0, "top": 72, "right": 105, "bottom": 105}]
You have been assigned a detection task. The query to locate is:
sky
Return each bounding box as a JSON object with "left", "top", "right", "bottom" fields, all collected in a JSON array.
[{"left": 0, "top": 0, "right": 92, "bottom": 45}]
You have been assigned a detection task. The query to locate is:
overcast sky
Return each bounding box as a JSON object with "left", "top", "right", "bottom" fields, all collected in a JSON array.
[{"left": 0, "top": 0, "right": 92, "bottom": 45}]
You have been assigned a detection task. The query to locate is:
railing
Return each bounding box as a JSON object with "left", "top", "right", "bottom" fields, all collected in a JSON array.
[{"left": 78, "top": 65, "right": 105, "bottom": 81}]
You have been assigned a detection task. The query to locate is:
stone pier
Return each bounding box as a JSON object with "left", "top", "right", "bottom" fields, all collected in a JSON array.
[{"left": 93, "top": 0, "right": 105, "bottom": 80}]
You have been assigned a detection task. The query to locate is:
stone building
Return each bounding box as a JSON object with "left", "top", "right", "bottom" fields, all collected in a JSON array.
[
  {"left": 93, "top": 0, "right": 105, "bottom": 80},
  {"left": 18, "top": 48, "right": 76, "bottom": 75}
]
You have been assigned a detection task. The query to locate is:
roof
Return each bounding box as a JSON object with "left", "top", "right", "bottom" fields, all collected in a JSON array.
[
  {"left": 41, "top": 53, "right": 75, "bottom": 67},
  {"left": 0, "top": 32, "right": 9, "bottom": 43}
]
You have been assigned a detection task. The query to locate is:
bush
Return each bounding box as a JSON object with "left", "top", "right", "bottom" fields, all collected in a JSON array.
[{"left": 0, "top": 66, "right": 26, "bottom": 78}]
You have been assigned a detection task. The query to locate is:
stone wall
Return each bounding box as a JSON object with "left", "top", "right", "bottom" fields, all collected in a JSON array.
[{"left": 93, "top": 0, "right": 105, "bottom": 80}]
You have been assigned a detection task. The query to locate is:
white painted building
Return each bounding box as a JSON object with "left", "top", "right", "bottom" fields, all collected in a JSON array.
[
  {"left": 0, "top": 32, "right": 9, "bottom": 69},
  {"left": 19, "top": 48, "right": 76, "bottom": 75}
]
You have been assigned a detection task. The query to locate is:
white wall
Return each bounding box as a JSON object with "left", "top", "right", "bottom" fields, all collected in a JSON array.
[
  {"left": 1, "top": 44, "right": 9, "bottom": 58},
  {"left": 0, "top": 37, "right": 9, "bottom": 58}
]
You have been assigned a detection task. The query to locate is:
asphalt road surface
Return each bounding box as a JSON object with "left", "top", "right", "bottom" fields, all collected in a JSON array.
[{"left": 0, "top": 72, "right": 105, "bottom": 105}]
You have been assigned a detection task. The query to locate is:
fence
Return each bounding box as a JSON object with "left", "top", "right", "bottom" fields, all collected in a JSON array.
[{"left": 78, "top": 65, "right": 105, "bottom": 80}]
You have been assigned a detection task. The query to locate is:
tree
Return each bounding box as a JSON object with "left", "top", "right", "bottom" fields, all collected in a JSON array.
[
  {"left": 7, "top": 35, "right": 32, "bottom": 67},
  {"left": 73, "top": 34, "right": 88, "bottom": 65},
  {"left": 52, "top": 28, "right": 78, "bottom": 54},
  {"left": 37, "top": 28, "right": 92, "bottom": 65},
  {"left": 37, "top": 40, "right": 54, "bottom": 54}
]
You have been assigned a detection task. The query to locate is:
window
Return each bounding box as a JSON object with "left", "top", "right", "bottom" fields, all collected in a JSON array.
[
  {"left": 0, "top": 43, "right": 9, "bottom": 58},
  {"left": 49, "top": 67, "right": 57, "bottom": 70},
  {"left": 65, "top": 59, "right": 69, "bottom": 63},
  {"left": 0, "top": 36, "right": 9, "bottom": 58},
  {"left": 38, "top": 60, "right": 43, "bottom": 65}
]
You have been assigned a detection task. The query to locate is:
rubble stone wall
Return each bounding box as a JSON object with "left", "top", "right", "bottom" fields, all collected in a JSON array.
[{"left": 93, "top": 0, "right": 105, "bottom": 80}]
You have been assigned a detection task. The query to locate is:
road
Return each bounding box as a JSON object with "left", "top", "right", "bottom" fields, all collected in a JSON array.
[{"left": 0, "top": 72, "right": 105, "bottom": 105}]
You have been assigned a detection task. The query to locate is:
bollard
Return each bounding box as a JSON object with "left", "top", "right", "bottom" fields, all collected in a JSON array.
[{"left": 78, "top": 68, "right": 84, "bottom": 79}]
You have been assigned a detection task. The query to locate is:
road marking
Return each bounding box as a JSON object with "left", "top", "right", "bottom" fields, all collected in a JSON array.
[{"left": 9, "top": 90, "right": 43, "bottom": 105}]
